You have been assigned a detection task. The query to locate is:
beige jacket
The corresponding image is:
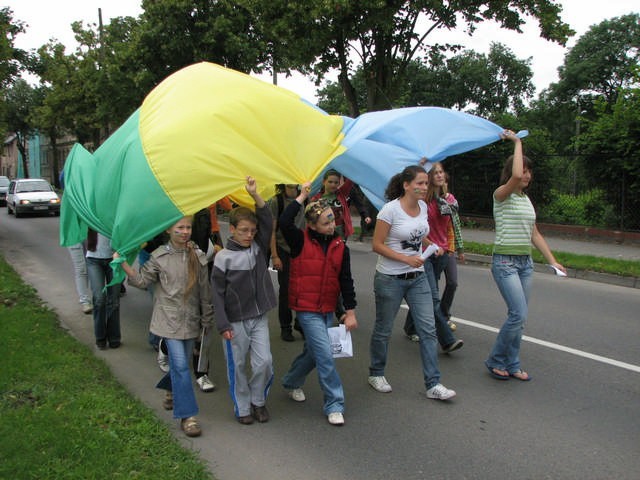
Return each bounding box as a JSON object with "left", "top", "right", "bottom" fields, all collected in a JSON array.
[{"left": 128, "top": 243, "right": 213, "bottom": 339}]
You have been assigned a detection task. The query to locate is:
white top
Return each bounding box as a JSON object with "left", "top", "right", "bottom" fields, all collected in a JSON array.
[
  {"left": 86, "top": 233, "right": 113, "bottom": 259},
  {"left": 375, "top": 198, "right": 429, "bottom": 275}
]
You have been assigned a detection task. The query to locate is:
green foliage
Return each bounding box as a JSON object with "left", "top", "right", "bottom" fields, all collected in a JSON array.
[
  {"left": 0, "top": 256, "right": 213, "bottom": 480},
  {"left": 542, "top": 188, "right": 617, "bottom": 228}
]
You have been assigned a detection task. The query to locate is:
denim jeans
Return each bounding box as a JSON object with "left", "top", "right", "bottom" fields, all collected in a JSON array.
[
  {"left": 282, "top": 311, "right": 345, "bottom": 415},
  {"left": 370, "top": 271, "right": 441, "bottom": 389},
  {"left": 86, "top": 257, "right": 121, "bottom": 346},
  {"left": 223, "top": 316, "right": 273, "bottom": 417},
  {"left": 486, "top": 254, "right": 533, "bottom": 373},
  {"left": 67, "top": 243, "right": 91, "bottom": 305},
  {"left": 156, "top": 338, "right": 198, "bottom": 419},
  {"left": 440, "top": 253, "right": 458, "bottom": 318},
  {"left": 403, "top": 257, "right": 456, "bottom": 348}
]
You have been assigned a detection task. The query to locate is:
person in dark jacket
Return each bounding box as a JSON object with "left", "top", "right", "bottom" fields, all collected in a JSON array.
[{"left": 280, "top": 182, "right": 358, "bottom": 426}]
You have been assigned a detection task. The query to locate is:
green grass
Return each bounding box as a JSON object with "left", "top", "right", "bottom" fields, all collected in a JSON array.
[
  {"left": 0, "top": 256, "right": 214, "bottom": 480},
  {"left": 464, "top": 240, "right": 640, "bottom": 277}
]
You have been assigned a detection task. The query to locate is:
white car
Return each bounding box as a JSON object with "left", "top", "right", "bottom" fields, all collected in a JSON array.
[{"left": 6, "top": 178, "right": 61, "bottom": 217}]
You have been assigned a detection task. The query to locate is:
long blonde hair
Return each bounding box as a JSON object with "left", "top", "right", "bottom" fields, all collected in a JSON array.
[{"left": 425, "top": 162, "right": 449, "bottom": 203}]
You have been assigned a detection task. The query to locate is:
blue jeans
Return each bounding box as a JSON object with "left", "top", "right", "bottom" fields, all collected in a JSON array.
[
  {"left": 282, "top": 311, "right": 345, "bottom": 415},
  {"left": 403, "top": 257, "right": 456, "bottom": 348},
  {"left": 86, "top": 257, "right": 121, "bottom": 346},
  {"left": 486, "top": 254, "right": 533, "bottom": 373},
  {"left": 156, "top": 338, "right": 198, "bottom": 419},
  {"left": 370, "top": 271, "right": 441, "bottom": 389}
]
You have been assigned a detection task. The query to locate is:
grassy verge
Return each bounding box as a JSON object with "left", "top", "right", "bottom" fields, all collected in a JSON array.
[
  {"left": 0, "top": 256, "right": 214, "bottom": 480},
  {"left": 464, "top": 241, "right": 640, "bottom": 277}
]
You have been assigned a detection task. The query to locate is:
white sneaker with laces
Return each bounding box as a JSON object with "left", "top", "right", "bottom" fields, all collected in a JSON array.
[
  {"left": 288, "top": 388, "right": 306, "bottom": 402},
  {"left": 368, "top": 375, "right": 392, "bottom": 393},
  {"left": 196, "top": 374, "right": 215, "bottom": 392},
  {"left": 426, "top": 383, "right": 456, "bottom": 400},
  {"left": 327, "top": 412, "right": 345, "bottom": 426},
  {"left": 81, "top": 303, "right": 93, "bottom": 314},
  {"left": 157, "top": 350, "right": 169, "bottom": 373}
]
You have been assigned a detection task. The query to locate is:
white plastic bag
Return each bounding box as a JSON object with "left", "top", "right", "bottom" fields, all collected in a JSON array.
[{"left": 327, "top": 324, "right": 353, "bottom": 358}]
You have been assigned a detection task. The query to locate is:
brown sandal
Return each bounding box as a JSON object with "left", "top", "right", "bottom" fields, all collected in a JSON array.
[
  {"left": 162, "top": 392, "right": 173, "bottom": 410},
  {"left": 181, "top": 416, "right": 202, "bottom": 437}
]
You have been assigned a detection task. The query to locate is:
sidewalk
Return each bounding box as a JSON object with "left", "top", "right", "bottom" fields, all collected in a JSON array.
[{"left": 354, "top": 214, "right": 640, "bottom": 288}]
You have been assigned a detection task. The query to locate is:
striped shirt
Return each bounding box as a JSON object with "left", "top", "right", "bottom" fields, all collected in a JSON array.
[{"left": 493, "top": 192, "right": 536, "bottom": 255}]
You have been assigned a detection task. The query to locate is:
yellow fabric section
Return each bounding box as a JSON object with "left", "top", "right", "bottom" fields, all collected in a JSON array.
[{"left": 139, "top": 62, "right": 345, "bottom": 212}]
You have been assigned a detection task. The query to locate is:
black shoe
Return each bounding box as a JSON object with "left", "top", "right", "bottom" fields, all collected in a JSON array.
[
  {"left": 96, "top": 341, "right": 107, "bottom": 350},
  {"left": 237, "top": 415, "right": 254, "bottom": 425},
  {"left": 251, "top": 404, "right": 270, "bottom": 423},
  {"left": 293, "top": 321, "right": 305, "bottom": 339},
  {"left": 442, "top": 339, "right": 464, "bottom": 353},
  {"left": 109, "top": 342, "right": 121, "bottom": 349},
  {"left": 281, "top": 329, "right": 295, "bottom": 342}
]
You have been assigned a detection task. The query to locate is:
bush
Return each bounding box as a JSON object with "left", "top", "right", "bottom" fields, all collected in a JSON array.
[{"left": 541, "top": 188, "right": 617, "bottom": 228}]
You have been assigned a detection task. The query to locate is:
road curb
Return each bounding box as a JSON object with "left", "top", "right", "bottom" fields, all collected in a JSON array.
[{"left": 464, "top": 253, "right": 640, "bottom": 290}]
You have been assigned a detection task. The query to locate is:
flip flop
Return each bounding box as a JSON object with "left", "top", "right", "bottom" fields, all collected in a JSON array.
[
  {"left": 509, "top": 370, "right": 532, "bottom": 382},
  {"left": 486, "top": 365, "right": 509, "bottom": 380}
]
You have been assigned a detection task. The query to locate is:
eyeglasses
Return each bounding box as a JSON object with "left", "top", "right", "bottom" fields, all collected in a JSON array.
[{"left": 235, "top": 227, "right": 258, "bottom": 236}]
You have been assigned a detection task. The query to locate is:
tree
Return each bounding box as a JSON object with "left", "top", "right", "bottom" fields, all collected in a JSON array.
[
  {"left": 3, "top": 79, "right": 42, "bottom": 177},
  {"left": 134, "top": 0, "right": 269, "bottom": 87},
  {"left": 551, "top": 13, "right": 640, "bottom": 108},
  {"left": 318, "top": 43, "right": 534, "bottom": 117},
  {"left": 246, "top": 0, "right": 573, "bottom": 116}
]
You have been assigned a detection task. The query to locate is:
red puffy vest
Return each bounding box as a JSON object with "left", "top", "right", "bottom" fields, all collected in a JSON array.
[{"left": 289, "top": 229, "right": 345, "bottom": 313}]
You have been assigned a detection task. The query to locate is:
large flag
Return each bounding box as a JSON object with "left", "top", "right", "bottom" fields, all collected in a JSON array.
[{"left": 60, "top": 62, "right": 524, "bottom": 282}]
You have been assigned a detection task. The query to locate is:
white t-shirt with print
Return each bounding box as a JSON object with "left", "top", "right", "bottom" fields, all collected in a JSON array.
[{"left": 375, "top": 198, "right": 429, "bottom": 275}]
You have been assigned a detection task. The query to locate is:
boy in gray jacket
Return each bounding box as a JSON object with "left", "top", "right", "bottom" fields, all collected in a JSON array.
[{"left": 212, "top": 177, "right": 277, "bottom": 424}]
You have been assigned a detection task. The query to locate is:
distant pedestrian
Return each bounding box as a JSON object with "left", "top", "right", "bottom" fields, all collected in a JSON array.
[{"left": 485, "top": 130, "right": 566, "bottom": 381}]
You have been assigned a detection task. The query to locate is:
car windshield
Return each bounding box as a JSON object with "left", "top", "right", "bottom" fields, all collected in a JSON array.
[{"left": 16, "top": 181, "right": 52, "bottom": 193}]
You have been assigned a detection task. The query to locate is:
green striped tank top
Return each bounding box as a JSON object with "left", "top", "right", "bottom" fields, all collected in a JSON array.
[{"left": 493, "top": 192, "right": 535, "bottom": 255}]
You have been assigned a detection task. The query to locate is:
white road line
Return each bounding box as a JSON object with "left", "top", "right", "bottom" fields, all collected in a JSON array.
[{"left": 398, "top": 305, "right": 640, "bottom": 373}]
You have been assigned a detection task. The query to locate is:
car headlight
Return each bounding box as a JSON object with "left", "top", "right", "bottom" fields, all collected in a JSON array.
[
  {"left": 19, "top": 199, "right": 31, "bottom": 205},
  {"left": 50, "top": 198, "right": 60, "bottom": 204}
]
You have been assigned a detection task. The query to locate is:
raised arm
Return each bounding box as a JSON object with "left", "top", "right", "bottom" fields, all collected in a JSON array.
[{"left": 494, "top": 130, "right": 523, "bottom": 202}]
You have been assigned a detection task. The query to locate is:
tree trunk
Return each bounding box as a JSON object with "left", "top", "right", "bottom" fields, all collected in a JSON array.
[{"left": 16, "top": 133, "right": 30, "bottom": 178}]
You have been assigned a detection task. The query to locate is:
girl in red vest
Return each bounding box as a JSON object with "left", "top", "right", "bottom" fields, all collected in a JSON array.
[{"left": 280, "top": 182, "right": 358, "bottom": 426}]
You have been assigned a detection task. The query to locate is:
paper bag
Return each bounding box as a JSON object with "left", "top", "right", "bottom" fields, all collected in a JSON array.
[{"left": 327, "top": 324, "right": 353, "bottom": 358}]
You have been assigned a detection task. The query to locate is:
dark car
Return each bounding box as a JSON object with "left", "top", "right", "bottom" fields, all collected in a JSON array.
[
  {"left": 0, "top": 176, "right": 9, "bottom": 206},
  {"left": 6, "top": 178, "right": 61, "bottom": 217}
]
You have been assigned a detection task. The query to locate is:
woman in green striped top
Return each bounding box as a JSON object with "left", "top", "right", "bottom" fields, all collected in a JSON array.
[{"left": 485, "top": 130, "right": 566, "bottom": 382}]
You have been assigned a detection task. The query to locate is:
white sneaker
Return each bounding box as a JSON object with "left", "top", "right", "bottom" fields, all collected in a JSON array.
[
  {"left": 196, "top": 374, "right": 215, "bottom": 392},
  {"left": 157, "top": 350, "right": 169, "bottom": 373},
  {"left": 327, "top": 412, "right": 345, "bottom": 426},
  {"left": 426, "top": 383, "right": 456, "bottom": 400},
  {"left": 368, "top": 375, "right": 392, "bottom": 393},
  {"left": 81, "top": 303, "right": 93, "bottom": 314},
  {"left": 406, "top": 333, "right": 420, "bottom": 342},
  {"left": 288, "top": 388, "right": 306, "bottom": 402}
]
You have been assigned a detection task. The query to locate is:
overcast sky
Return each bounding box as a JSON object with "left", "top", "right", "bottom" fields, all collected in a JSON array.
[{"left": 5, "top": 0, "right": 639, "bottom": 102}]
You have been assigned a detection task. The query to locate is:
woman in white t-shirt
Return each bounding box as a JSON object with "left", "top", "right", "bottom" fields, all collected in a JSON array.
[{"left": 367, "top": 165, "right": 456, "bottom": 401}]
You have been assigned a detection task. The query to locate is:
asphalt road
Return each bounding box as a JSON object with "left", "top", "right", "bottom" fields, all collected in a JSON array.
[{"left": 1, "top": 213, "right": 639, "bottom": 480}]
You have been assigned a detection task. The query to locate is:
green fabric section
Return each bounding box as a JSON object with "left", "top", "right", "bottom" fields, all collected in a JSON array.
[
  {"left": 492, "top": 244, "right": 532, "bottom": 255},
  {"left": 59, "top": 109, "right": 183, "bottom": 284}
]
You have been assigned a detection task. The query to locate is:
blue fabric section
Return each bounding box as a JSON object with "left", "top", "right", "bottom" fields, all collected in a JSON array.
[
  {"left": 223, "top": 338, "right": 239, "bottom": 417},
  {"left": 328, "top": 107, "right": 527, "bottom": 209}
]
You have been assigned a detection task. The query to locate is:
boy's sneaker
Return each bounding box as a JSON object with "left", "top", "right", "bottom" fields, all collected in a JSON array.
[
  {"left": 157, "top": 350, "right": 169, "bottom": 373},
  {"left": 368, "top": 376, "right": 392, "bottom": 393},
  {"left": 327, "top": 412, "right": 345, "bottom": 426},
  {"left": 288, "top": 388, "right": 306, "bottom": 402},
  {"left": 426, "top": 383, "right": 456, "bottom": 400},
  {"left": 442, "top": 339, "right": 464, "bottom": 353},
  {"left": 162, "top": 391, "right": 173, "bottom": 410},
  {"left": 281, "top": 329, "right": 295, "bottom": 342},
  {"left": 406, "top": 333, "right": 420, "bottom": 342},
  {"left": 251, "top": 404, "right": 270, "bottom": 423},
  {"left": 81, "top": 303, "right": 93, "bottom": 314},
  {"left": 196, "top": 374, "right": 215, "bottom": 392},
  {"left": 448, "top": 319, "right": 457, "bottom": 331}
]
